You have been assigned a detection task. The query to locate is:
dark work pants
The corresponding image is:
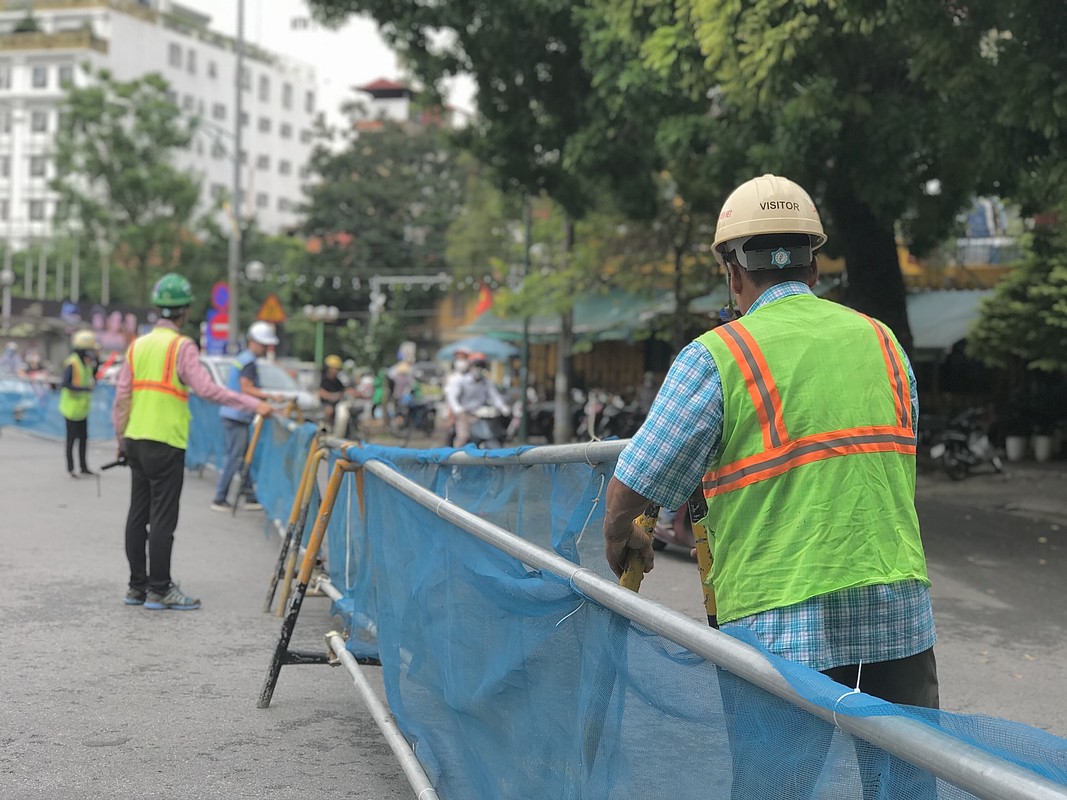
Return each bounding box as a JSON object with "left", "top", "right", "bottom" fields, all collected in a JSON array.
[
  {"left": 124, "top": 438, "right": 185, "bottom": 595},
  {"left": 721, "top": 647, "right": 939, "bottom": 799},
  {"left": 64, "top": 417, "right": 88, "bottom": 473}
]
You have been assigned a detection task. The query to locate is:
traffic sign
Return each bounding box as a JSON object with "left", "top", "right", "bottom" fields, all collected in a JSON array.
[
  {"left": 208, "top": 310, "right": 229, "bottom": 340},
  {"left": 210, "top": 282, "right": 229, "bottom": 311},
  {"left": 256, "top": 292, "right": 287, "bottom": 323}
]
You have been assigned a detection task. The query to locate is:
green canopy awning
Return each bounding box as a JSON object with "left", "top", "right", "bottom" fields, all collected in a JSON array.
[{"left": 907, "top": 289, "right": 992, "bottom": 353}]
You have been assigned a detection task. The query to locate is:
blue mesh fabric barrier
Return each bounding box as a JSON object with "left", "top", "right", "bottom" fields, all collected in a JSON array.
[
  {"left": 249, "top": 419, "right": 321, "bottom": 528},
  {"left": 317, "top": 443, "right": 1067, "bottom": 799},
  {"left": 1, "top": 381, "right": 116, "bottom": 441}
]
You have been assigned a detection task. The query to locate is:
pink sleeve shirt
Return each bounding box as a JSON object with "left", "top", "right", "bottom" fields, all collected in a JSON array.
[{"left": 112, "top": 321, "right": 259, "bottom": 443}]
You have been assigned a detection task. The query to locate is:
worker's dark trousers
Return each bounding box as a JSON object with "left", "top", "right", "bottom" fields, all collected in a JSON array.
[
  {"left": 124, "top": 438, "right": 185, "bottom": 595},
  {"left": 64, "top": 417, "right": 88, "bottom": 473},
  {"left": 720, "top": 647, "right": 939, "bottom": 800}
]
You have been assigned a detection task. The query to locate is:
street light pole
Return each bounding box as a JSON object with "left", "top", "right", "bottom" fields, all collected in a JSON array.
[{"left": 227, "top": 0, "right": 246, "bottom": 354}]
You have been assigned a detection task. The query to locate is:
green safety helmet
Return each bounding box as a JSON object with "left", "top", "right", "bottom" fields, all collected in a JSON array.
[{"left": 151, "top": 273, "right": 194, "bottom": 309}]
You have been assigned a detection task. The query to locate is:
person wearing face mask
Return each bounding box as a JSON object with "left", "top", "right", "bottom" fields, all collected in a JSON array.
[
  {"left": 442, "top": 348, "right": 471, "bottom": 446},
  {"left": 450, "top": 353, "right": 510, "bottom": 447}
]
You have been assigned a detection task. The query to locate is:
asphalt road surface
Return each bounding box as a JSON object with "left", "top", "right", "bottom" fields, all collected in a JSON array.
[{"left": 2, "top": 428, "right": 1064, "bottom": 800}]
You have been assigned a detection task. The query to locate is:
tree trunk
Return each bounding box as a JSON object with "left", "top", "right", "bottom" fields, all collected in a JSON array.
[
  {"left": 553, "top": 217, "right": 576, "bottom": 443},
  {"left": 824, "top": 189, "right": 913, "bottom": 354},
  {"left": 671, "top": 244, "right": 689, "bottom": 354}
]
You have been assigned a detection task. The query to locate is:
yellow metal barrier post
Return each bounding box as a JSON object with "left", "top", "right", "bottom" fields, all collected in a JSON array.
[
  {"left": 258, "top": 459, "right": 379, "bottom": 708},
  {"left": 686, "top": 489, "right": 718, "bottom": 629},
  {"left": 232, "top": 414, "right": 266, "bottom": 517},
  {"left": 262, "top": 439, "right": 325, "bottom": 613}
]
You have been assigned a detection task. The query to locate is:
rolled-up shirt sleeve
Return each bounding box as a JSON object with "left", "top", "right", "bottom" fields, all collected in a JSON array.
[{"left": 176, "top": 341, "right": 259, "bottom": 412}]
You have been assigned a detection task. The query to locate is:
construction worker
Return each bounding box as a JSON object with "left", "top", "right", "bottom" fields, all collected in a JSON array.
[
  {"left": 60, "top": 330, "right": 99, "bottom": 478},
  {"left": 602, "top": 175, "right": 937, "bottom": 797},
  {"left": 211, "top": 321, "right": 282, "bottom": 512},
  {"left": 112, "top": 273, "right": 274, "bottom": 611}
]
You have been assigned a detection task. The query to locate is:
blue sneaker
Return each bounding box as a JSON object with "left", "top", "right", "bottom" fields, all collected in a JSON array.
[
  {"left": 144, "top": 583, "right": 201, "bottom": 611},
  {"left": 124, "top": 588, "right": 147, "bottom": 606}
]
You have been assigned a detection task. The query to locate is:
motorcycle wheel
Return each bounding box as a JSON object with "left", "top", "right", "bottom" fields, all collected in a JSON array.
[{"left": 941, "top": 445, "right": 970, "bottom": 481}]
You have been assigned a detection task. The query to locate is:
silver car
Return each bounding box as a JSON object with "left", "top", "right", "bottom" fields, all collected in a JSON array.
[{"left": 199, "top": 355, "right": 323, "bottom": 421}]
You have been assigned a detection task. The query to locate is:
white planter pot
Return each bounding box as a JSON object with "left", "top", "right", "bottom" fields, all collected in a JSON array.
[
  {"left": 1032, "top": 434, "right": 1053, "bottom": 463},
  {"left": 1005, "top": 435, "right": 1028, "bottom": 462}
]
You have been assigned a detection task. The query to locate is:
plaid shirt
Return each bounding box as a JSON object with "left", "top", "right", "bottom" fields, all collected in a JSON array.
[{"left": 615, "top": 282, "right": 936, "bottom": 671}]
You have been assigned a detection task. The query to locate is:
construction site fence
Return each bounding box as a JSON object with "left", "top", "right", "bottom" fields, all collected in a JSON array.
[
  {"left": 253, "top": 418, "right": 1067, "bottom": 800},
  {"left": 6, "top": 382, "right": 1067, "bottom": 798}
]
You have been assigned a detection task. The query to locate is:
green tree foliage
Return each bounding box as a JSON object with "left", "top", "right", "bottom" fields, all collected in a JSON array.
[
  {"left": 300, "top": 115, "right": 462, "bottom": 311},
  {"left": 967, "top": 224, "right": 1067, "bottom": 373},
  {"left": 51, "top": 68, "right": 201, "bottom": 306}
]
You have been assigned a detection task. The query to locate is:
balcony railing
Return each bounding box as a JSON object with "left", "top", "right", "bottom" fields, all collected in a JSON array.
[{"left": 0, "top": 28, "right": 109, "bottom": 54}]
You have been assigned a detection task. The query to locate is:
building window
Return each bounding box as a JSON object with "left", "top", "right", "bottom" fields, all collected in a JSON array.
[
  {"left": 207, "top": 60, "right": 217, "bottom": 79},
  {"left": 0, "top": 156, "right": 10, "bottom": 177},
  {"left": 0, "top": 199, "right": 8, "bottom": 221},
  {"left": 256, "top": 154, "right": 270, "bottom": 170},
  {"left": 29, "top": 155, "right": 47, "bottom": 177},
  {"left": 257, "top": 117, "right": 271, "bottom": 133},
  {"left": 31, "top": 66, "right": 48, "bottom": 89},
  {"left": 278, "top": 159, "right": 292, "bottom": 176},
  {"left": 282, "top": 82, "right": 293, "bottom": 109},
  {"left": 0, "top": 111, "right": 10, "bottom": 134},
  {"left": 30, "top": 110, "right": 48, "bottom": 133},
  {"left": 258, "top": 75, "right": 270, "bottom": 102},
  {"left": 29, "top": 200, "right": 45, "bottom": 220},
  {"left": 239, "top": 150, "right": 248, "bottom": 165},
  {"left": 304, "top": 90, "right": 315, "bottom": 113},
  {"left": 299, "top": 129, "right": 312, "bottom": 144},
  {"left": 240, "top": 111, "right": 249, "bottom": 127},
  {"left": 277, "top": 197, "right": 290, "bottom": 212},
  {"left": 239, "top": 67, "right": 250, "bottom": 90},
  {"left": 182, "top": 95, "right": 194, "bottom": 111},
  {"left": 0, "top": 66, "right": 10, "bottom": 90},
  {"left": 168, "top": 43, "right": 182, "bottom": 68},
  {"left": 166, "top": 89, "right": 178, "bottom": 104},
  {"left": 211, "top": 141, "right": 226, "bottom": 160},
  {"left": 279, "top": 122, "right": 292, "bottom": 139},
  {"left": 255, "top": 192, "right": 269, "bottom": 209},
  {"left": 186, "top": 48, "right": 197, "bottom": 74},
  {"left": 211, "top": 102, "right": 226, "bottom": 121},
  {"left": 58, "top": 65, "right": 74, "bottom": 87}
]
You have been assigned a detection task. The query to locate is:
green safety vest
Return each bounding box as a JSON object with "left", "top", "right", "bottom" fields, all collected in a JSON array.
[
  {"left": 696, "top": 293, "right": 929, "bottom": 624},
  {"left": 59, "top": 354, "right": 94, "bottom": 421},
  {"left": 122, "top": 327, "right": 191, "bottom": 449}
]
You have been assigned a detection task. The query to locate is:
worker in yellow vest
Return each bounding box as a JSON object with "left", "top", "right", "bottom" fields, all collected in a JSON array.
[
  {"left": 111, "top": 273, "right": 274, "bottom": 611},
  {"left": 602, "top": 175, "right": 938, "bottom": 798},
  {"left": 60, "top": 329, "right": 99, "bottom": 478}
]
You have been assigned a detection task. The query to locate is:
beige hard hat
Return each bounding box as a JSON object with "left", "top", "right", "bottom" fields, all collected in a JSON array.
[
  {"left": 713, "top": 174, "right": 827, "bottom": 268},
  {"left": 324, "top": 354, "right": 342, "bottom": 369},
  {"left": 72, "top": 330, "right": 98, "bottom": 350}
]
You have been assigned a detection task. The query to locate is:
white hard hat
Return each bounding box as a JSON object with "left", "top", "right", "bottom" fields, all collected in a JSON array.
[
  {"left": 248, "top": 320, "right": 279, "bottom": 346},
  {"left": 713, "top": 174, "right": 826, "bottom": 268}
]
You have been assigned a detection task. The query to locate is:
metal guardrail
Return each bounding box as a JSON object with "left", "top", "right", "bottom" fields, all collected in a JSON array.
[{"left": 360, "top": 452, "right": 1067, "bottom": 800}]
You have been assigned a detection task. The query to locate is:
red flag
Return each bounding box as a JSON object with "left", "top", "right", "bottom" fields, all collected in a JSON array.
[{"left": 475, "top": 282, "right": 494, "bottom": 315}]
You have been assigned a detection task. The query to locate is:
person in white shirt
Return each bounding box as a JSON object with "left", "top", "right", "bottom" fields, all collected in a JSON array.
[{"left": 450, "top": 353, "right": 510, "bottom": 447}]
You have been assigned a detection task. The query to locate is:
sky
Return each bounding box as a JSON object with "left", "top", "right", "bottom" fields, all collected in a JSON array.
[{"left": 175, "top": 0, "right": 475, "bottom": 126}]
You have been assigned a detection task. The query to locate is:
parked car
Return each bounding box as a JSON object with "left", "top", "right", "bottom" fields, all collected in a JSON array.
[{"left": 199, "top": 355, "right": 323, "bottom": 421}]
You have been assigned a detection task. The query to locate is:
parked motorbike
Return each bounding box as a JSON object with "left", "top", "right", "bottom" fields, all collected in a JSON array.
[
  {"left": 469, "top": 405, "right": 511, "bottom": 449},
  {"left": 651, "top": 505, "right": 697, "bottom": 557},
  {"left": 929, "top": 407, "right": 1004, "bottom": 480}
]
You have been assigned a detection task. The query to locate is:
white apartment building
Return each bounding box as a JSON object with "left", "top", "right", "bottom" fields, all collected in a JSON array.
[{"left": 0, "top": 0, "right": 319, "bottom": 249}]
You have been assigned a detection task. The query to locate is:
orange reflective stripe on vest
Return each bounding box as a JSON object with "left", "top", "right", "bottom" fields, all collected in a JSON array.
[
  {"left": 129, "top": 337, "right": 188, "bottom": 400},
  {"left": 702, "top": 318, "right": 914, "bottom": 499}
]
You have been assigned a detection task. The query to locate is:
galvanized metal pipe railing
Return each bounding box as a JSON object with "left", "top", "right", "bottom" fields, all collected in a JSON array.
[
  {"left": 361, "top": 457, "right": 1067, "bottom": 800},
  {"left": 325, "top": 632, "right": 440, "bottom": 800},
  {"left": 321, "top": 436, "right": 627, "bottom": 467}
]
